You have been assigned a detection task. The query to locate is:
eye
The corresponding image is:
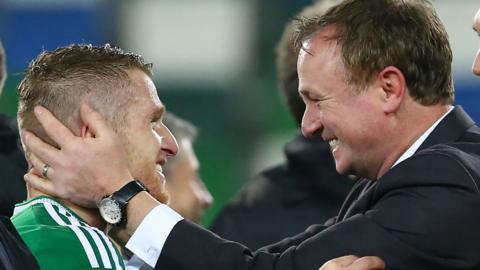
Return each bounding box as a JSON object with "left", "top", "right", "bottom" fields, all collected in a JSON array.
[
  {"left": 300, "top": 91, "right": 325, "bottom": 106},
  {"left": 313, "top": 96, "right": 329, "bottom": 109},
  {"left": 308, "top": 94, "right": 324, "bottom": 103},
  {"left": 303, "top": 96, "right": 318, "bottom": 104}
]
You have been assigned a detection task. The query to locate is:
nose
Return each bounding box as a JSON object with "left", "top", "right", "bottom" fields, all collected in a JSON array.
[
  {"left": 473, "top": 49, "right": 480, "bottom": 76},
  {"left": 197, "top": 179, "right": 213, "bottom": 209},
  {"left": 301, "top": 107, "right": 323, "bottom": 138},
  {"left": 161, "top": 124, "right": 179, "bottom": 156}
]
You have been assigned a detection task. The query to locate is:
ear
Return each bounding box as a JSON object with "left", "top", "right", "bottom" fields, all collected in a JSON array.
[
  {"left": 376, "top": 66, "right": 407, "bottom": 114},
  {"left": 80, "top": 123, "right": 95, "bottom": 138}
]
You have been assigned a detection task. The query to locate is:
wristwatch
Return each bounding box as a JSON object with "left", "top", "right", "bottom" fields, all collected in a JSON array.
[{"left": 98, "top": 180, "right": 149, "bottom": 225}]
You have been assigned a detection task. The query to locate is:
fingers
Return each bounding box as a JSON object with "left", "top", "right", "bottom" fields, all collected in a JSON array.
[
  {"left": 319, "top": 256, "right": 385, "bottom": 270},
  {"left": 320, "top": 255, "right": 359, "bottom": 270},
  {"left": 80, "top": 103, "right": 112, "bottom": 138},
  {"left": 33, "top": 106, "right": 75, "bottom": 148},
  {"left": 23, "top": 130, "right": 60, "bottom": 167},
  {"left": 28, "top": 152, "right": 55, "bottom": 178},
  {"left": 24, "top": 169, "right": 58, "bottom": 197},
  {"left": 349, "top": 256, "right": 385, "bottom": 270}
]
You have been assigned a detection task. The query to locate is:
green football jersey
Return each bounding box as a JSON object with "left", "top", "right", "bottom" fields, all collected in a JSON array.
[{"left": 11, "top": 196, "right": 125, "bottom": 270}]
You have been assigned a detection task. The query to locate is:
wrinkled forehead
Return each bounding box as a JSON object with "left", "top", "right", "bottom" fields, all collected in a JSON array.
[{"left": 297, "top": 29, "right": 343, "bottom": 77}]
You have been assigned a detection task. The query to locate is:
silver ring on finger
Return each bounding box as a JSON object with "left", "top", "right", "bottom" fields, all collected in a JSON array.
[{"left": 42, "top": 164, "right": 50, "bottom": 178}]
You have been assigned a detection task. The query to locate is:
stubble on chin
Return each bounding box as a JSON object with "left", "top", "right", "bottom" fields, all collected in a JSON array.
[{"left": 155, "top": 179, "right": 170, "bottom": 204}]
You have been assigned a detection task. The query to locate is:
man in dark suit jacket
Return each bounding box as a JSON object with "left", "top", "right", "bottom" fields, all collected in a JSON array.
[
  {"left": 19, "top": 1, "right": 480, "bottom": 270},
  {"left": 152, "top": 106, "right": 479, "bottom": 270}
]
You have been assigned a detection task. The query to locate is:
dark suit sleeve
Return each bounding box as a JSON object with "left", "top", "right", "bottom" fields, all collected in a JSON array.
[
  {"left": 259, "top": 223, "right": 328, "bottom": 254},
  {"left": 155, "top": 150, "right": 480, "bottom": 270}
]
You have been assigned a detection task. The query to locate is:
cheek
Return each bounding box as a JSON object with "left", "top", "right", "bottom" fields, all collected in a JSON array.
[
  {"left": 320, "top": 108, "right": 344, "bottom": 134},
  {"left": 125, "top": 146, "right": 157, "bottom": 179},
  {"left": 337, "top": 107, "right": 378, "bottom": 146}
]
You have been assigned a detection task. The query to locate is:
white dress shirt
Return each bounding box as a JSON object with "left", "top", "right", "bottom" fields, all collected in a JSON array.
[
  {"left": 392, "top": 106, "right": 453, "bottom": 167},
  {"left": 126, "top": 204, "right": 183, "bottom": 268}
]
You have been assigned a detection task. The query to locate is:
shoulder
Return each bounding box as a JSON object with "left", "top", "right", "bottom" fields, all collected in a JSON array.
[
  {"left": 381, "top": 144, "right": 480, "bottom": 193},
  {"left": 12, "top": 197, "right": 125, "bottom": 270}
]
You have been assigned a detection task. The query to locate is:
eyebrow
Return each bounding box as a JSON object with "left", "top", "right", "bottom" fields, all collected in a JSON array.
[
  {"left": 298, "top": 89, "right": 317, "bottom": 100},
  {"left": 300, "top": 46, "right": 313, "bottom": 56},
  {"left": 298, "top": 89, "right": 309, "bottom": 97},
  {"left": 151, "top": 106, "right": 165, "bottom": 120}
]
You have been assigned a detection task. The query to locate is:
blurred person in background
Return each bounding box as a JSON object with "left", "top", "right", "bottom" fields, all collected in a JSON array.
[
  {"left": 0, "top": 40, "right": 40, "bottom": 270},
  {"left": 163, "top": 112, "right": 213, "bottom": 224},
  {"left": 125, "top": 112, "right": 213, "bottom": 270},
  {"left": 0, "top": 41, "right": 28, "bottom": 218},
  {"left": 210, "top": 0, "right": 353, "bottom": 250}
]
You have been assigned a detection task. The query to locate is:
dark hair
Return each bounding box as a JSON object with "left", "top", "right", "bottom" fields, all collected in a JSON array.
[
  {"left": 293, "top": 0, "right": 454, "bottom": 105},
  {"left": 276, "top": 0, "right": 342, "bottom": 126},
  {"left": 18, "top": 43, "right": 153, "bottom": 147}
]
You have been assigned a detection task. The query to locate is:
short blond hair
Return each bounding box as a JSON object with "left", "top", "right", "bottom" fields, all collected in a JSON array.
[{"left": 18, "top": 44, "right": 153, "bottom": 148}]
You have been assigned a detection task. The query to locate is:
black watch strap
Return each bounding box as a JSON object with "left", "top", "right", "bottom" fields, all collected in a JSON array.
[{"left": 111, "top": 180, "right": 149, "bottom": 207}]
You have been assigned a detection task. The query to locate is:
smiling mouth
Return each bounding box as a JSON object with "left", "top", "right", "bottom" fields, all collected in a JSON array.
[
  {"left": 328, "top": 139, "right": 339, "bottom": 151},
  {"left": 155, "top": 164, "right": 164, "bottom": 175}
]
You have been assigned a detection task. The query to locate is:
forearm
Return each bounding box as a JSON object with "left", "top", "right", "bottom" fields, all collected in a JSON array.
[
  {"left": 109, "top": 191, "right": 160, "bottom": 244},
  {"left": 261, "top": 223, "right": 328, "bottom": 254}
]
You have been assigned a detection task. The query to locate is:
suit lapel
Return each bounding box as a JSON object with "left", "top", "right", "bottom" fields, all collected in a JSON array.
[{"left": 417, "top": 106, "right": 475, "bottom": 152}]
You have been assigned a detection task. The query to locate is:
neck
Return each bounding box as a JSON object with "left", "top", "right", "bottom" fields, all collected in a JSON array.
[
  {"left": 374, "top": 103, "right": 451, "bottom": 180},
  {"left": 27, "top": 185, "right": 107, "bottom": 231}
]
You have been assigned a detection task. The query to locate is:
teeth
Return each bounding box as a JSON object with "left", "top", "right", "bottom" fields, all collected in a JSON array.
[
  {"left": 328, "top": 139, "right": 339, "bottom": 149},
  {"left": 155, "top": 164, "right": 163, "bottom": 174}
]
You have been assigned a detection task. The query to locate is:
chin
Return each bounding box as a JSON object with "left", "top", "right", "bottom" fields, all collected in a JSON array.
[
  {"left": 139, "top": 172, "right": 170, "bottom": 204},
  {"left": 335, "top": 162, "right": 353, "bottom": 176},
  {"left": 152, "top": 188, "right": 170, "bottom": 204}
]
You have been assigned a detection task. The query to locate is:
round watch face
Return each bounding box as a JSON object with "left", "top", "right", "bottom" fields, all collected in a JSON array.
[{"left": 99, "top": 197, "right": 122, "bottom": 224}]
